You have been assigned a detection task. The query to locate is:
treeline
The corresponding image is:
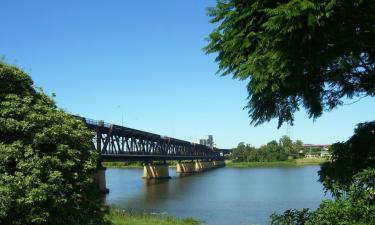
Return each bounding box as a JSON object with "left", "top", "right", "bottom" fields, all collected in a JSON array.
[{"left": 230, "top": 136, "right": 304, "bottom": 162}]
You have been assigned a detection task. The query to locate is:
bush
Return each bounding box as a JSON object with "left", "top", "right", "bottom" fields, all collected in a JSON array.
[
  {"left": 271, "top": 169, "right": 375, "bottom": 225},
  {"left": 270, "top": 120, "right": 375, "bottom": 225},
  {"left": 319, "top": 121, "right": 375, "bottom": 196},
  {"left": 0, "top": 62, "right": 108, "bottom": 225}
]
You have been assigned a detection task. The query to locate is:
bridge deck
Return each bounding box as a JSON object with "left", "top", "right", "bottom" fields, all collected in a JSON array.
[{"left": 75, "top": 116, "right": 229, "bottom": 161}]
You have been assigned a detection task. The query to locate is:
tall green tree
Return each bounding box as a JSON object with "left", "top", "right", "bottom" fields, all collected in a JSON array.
[
  {"left": 231, "top": 142, "right": 248, "bottom": 162},
  {"left": 269, "top": 122, "right": 375, "bottom": 224},
  {"left": 0, "top": 62, "right": 109, "bottom": 225},
  {"left": 279, "top": 136, "right": 294, "bottom": 155},
  {"left": 319, "top": 121, "right": 375, "bottom": 196},
  {"left": 205, "top": 0, "right": 375, "bottom": 127}
]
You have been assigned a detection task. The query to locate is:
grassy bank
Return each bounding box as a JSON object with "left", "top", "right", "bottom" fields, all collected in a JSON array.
[
  {"left": 102, "top": 161, "right": 179, "bottom": 169},
  {"left": 102, "top": 162, "right": 143, "bottom": 168},
  {"left": 106, "top": 208, "right": 201, "bottom": 225},
  {"left": 103, "top": 158, "right": 329, "bottom": 169},
  {"left": 225, "top": 158, "right": 329, "bottom": 168}
]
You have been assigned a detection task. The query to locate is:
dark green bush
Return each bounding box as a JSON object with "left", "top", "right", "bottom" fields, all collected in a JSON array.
[{"left": 0, "top": 62, "right": 108, "bottom": 225}]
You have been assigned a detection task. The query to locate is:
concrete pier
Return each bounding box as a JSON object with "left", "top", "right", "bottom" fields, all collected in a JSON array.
[
  {"left": 143, "top": 164, "right": 171, "bottom": 179},
  {"left": 95, "top": 167, "right": 109, "bottom": 193},
  {"left": 192, "top": 160, "right": 225, "bottom": 172},
  {"left": 195, "top": 161, "right": 212, "bottom": 172},
  {"left": 167, "top": 160, "right": 225, "bottom": 175},
  {"left": 176, "top": 162, "right": 196, "bottom": 173}
]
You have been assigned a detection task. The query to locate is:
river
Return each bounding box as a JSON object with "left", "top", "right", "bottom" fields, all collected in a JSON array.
[{"left": 105, "top": 165, "right": 329, "bottom": 225}]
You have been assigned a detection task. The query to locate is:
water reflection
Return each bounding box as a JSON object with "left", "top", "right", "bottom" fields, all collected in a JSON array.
[
  {"left": 106, "top": 166, "right": 328, "bottom": 225},
  {"left": 143, "top": 179, "right": 170, "bottom": 204}
]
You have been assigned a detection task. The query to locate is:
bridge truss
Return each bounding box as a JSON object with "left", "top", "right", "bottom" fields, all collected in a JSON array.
[{"left": 76, "top": 117, "right": 226, "bottom": 161}]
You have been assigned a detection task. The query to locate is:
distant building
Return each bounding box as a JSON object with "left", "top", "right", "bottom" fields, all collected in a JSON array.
[
  {"left": 302, "top": 144, "right": 332, "bottom": 158},
  {"left": 320, "top": 150, "right": 332, "bottom": 158},
  {"left": 305, "top": 152, "right": 320, "bottom": 158},
  {"left": 199, "top": 135, "right": 214, "bottom": 148},
  {"left": 303, "top": 144, "right": 330, "bottom": 151}
]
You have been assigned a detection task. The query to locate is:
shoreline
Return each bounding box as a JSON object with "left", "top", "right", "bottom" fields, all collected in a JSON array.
[
  {"left": 225, "top": 158, "right": 329, "bottom": 168},
  {"left": 102, "top": 162, "right": 178, "bottom": 169},
  {"left": 103, "top": 158, "right": 329, "bottom": 169}
]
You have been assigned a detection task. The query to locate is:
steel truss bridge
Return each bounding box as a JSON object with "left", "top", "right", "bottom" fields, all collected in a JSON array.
[{"left": 75, "top": 116, "right": 229, "bottom": 162}]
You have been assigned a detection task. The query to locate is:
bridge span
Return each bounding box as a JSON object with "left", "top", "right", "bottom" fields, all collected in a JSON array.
[{"left": 75, "top": 116, "right": 230, "bottom": 193}]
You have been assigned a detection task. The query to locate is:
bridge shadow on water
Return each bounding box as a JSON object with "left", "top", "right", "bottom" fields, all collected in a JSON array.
[{"left": 106, "top": 167, "right": 221, "bottom": 213}]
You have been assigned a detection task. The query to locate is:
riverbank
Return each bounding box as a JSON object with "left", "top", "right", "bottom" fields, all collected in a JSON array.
[
  {"left": 102, "top": 162, "right": 143, "bottom": 168},
  {"left": 102, "top": 161, "right": 178, "bottom": 169},
  {"left": 103, "top": 158, "right": 329, "bottom": 169},
  {"left": 106, "top": 208, "right": 201, "bottom": 225},
  {"left": 225, "top": 158, "right": 329, "bottom": 168}
]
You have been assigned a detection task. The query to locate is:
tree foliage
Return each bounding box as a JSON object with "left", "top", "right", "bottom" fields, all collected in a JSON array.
[
  {"left": 0, "top": 62, "right": 108, "bottom": 225},
  {"left": 319, "top": 121, "right": 375, "bottom": 196},
  {"left": 270, "top": 122, "right": 375, "bottom": 224},
  {"left": 230, "top": 136, "right": 302, "bottom": 162},
  {"left": 271, "top": 169, "right": 375, "bottom": 225},
  {"left": 205, "top": 0, "right": 375, "bottom": 127}
]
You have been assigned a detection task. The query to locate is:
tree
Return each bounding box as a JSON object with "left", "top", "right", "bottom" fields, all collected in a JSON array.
[
  {"left": 269, "top": 123, "right": 375, "bottom": 224},
  {"left": 231, "top": 142, "right": 248, "bottom": 162},
  {"left": 270, "top": 169, "right": 375, "bottom": 225},
  {"left": 319, "top": 121, "right": 375, "bottom": 196},
  {"left": 279, "top": 136, "right": 294, "bottom": 155},
  {"left": 205, "top": 0, "right": 375, "bottom": 127},
  {"left": 294, "top": 140, "right": 304, "bottom": 155},
  {"left": 0, "top": 62, "right": 109, "bottom": 225}
]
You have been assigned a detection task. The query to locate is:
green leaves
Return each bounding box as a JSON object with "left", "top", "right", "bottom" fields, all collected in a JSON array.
[
  {"left": 206, "top": 0, "right": 375, "bottom": 127},
  {"left": 270, "top": 122, "right": 375, "bottom": 224},
  {"left": 0, "top": 61, "right": 108, "bottom": 225},
  {"left": 230, "top": 136, "right": 301, "bottom": 162},
  {"left": 319, "top": 121, "right": 375, "bottom": 196},
  {"left": 271, "top": 169, "right": 375, "bottom": 225}
]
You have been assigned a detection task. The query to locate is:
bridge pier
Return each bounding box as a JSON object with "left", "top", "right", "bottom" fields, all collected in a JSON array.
[
  {"left": 143, "top": 163, "right": 171, "bottom": 179},
  {"left": 173, "top": 160, "right": 224, "bottom": 173},
  {"left": 195, "top": 160, "right": 214, "bottom": 172},
  {"left": 176, "top": 162, "right": 196, "bottom": 173},
  {"left": 94, "top": 167, "right": 109, "bottom": 194}
]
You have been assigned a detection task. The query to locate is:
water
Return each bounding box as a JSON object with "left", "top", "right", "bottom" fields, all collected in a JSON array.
[{"left": 105, "top": 166, "right": 328, "bottom": 225}]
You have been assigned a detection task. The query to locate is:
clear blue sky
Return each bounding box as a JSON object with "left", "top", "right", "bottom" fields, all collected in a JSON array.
[{"left": 1, "top": 0, "right": 374, "bottom": 148}]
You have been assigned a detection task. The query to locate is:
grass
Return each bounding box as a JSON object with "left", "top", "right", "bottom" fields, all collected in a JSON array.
[
  {"left": 106, "top": 208, "right": 201, "bottom": 225},
  {"left": 294, "top": 157, "right": 329, "bottom": 165},
  {"left": 103, "top": 158, "right": 329, "bottom": 169},
  {"left": 102, "top": 161, "right": 179, "bottom": 169},
  {"left": 102, "top": 162, "right": 143, "bottom": 168},
  {"left": 225, "top": 158, "right": 329, "bottom": 168}
]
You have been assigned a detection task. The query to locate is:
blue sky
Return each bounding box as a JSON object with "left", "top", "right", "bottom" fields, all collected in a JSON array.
[{"left": 1, "top": 0, "right": 374, "bottom": 148}]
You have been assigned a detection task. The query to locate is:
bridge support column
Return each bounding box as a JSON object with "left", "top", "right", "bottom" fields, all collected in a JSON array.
[
  {"left": 176, "top": 162, "right": 196, "bottom": 173},
  {"left": 95, "top": 167, "right": 109, "bottom": 194},
  {"left": 195, "top": 161, "right": 210, "bottom": 172},
  {"left": 143, "top": 164, "right": 170, "bottom": 179},
  {"left": 194, "top": 160, "right": 225, "bottom": 172}
]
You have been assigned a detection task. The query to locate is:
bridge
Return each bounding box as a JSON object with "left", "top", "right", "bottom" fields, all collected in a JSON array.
[{"left": 75, "top": 116, "right": 230, "bottom": 192}]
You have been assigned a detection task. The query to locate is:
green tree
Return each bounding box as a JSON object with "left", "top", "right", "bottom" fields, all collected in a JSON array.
[
  {"left": 205, "top": 0, "right": 375, "bottom": 127},
  {"left": 231, "top": 142, "right": 248, "bottom": 162},
  {"left": 279, "top": 136, "right": 294, "bottom": 155},
  {"left": 0, "top": 62, "right": 108, "bottom": 225},
  {"left": 270, "top": 123, "right": 375, "bottom": 224},
  {"left": 294, "top": 140, "right": 304, "bottom": 156},
  {"left": 271, "top": 169, "right": 375, "bottom": 225},
  {"left": 319, "top": 121, "right": 375, "bottom": 196}
]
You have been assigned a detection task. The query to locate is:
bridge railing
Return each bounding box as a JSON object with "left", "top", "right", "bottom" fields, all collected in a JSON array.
[{"left": 74, "top": 115, "right": 226, "bottom": 161}]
